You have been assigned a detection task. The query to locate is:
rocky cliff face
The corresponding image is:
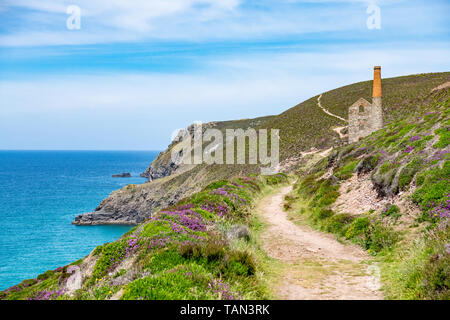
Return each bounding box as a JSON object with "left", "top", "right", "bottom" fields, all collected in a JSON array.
[
  {"left": 72, "top": 116, "right": 276, "bottom": 225},
  {"left": 73, "top": 164, "right": 203, "bottom": 225},
  {"left": 139, "top": 122, "right": 215, "bottom": 181}
]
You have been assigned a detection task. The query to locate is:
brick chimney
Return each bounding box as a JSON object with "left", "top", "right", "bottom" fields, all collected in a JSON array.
[
  {"left": 373, "top": 66, "right": 382, "bottom": 98},
  {"left": 371, "top": 66, "right": 383, "bottom": 131}
]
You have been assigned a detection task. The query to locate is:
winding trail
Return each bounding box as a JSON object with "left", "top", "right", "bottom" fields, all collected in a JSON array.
[
  {"left": 258, "top": 185, "right": 383, "bottom": 300},
  {"left": 317, "top": 94, "right": 348, "bottom": 123}
]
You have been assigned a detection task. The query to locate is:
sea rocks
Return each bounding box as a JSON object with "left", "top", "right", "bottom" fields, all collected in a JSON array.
[
  {"left": 72, "top": 210, "right": 145, "bottom": 226},
  {"left": 112, "top": 172, "right": 131, "bottom": 178}
]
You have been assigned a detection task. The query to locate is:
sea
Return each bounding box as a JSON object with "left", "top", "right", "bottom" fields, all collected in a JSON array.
[{"left": 0, "top": 150, "right": 159, "bottom": 290}]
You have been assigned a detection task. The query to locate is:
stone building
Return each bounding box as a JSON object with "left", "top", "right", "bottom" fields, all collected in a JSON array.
[{"left": 348, "top": 66, "right": 384, "bottom": 143}]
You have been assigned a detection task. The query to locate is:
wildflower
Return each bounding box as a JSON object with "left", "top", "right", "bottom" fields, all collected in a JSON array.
[
  {"left": 28, "top": 289, "right": 65, "bottom": 300},
  {"left": 208, "top": 279, "right": 241, "bottom": 300},
  {"left": 403, "top": 146, "right": 414, "bottom": 153}
]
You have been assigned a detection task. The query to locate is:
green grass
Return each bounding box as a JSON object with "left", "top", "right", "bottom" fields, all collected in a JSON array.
[
  {"left": 433, "top": 127, "right": 450, "bottom": 149},
  {"left": 335, "top": 159, "right": 358, "bottom": 180}
]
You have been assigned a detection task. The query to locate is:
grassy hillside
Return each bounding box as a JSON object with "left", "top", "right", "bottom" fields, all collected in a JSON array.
[
  {"left": 285, "top": 86, "right": 449, "bottom": 299},
  {"left": 321, "top": 72, "right": 450, "bottom": 122},
  {"left": 263, "top": 72, "right": 450, "bottom": 161}
]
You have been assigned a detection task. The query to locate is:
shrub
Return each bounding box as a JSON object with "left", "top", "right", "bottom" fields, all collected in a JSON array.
[
  {"left": 389, "top": 228, "right": 449, "bottom": 300},
  {"left": 382, "top": 204, "right": 401, "bottom": 219},
  {"left": 145, "top": 249, "right": 187, "bottom": 274},
  {"left": 356, "top": 154, "right": 380, "bottom": 174},
  {"left": 398, "top": 158, "right": 422, "bottom": 190},
  {"left": 263, "top": 173, "right": 288, "bottom": 185},
  {"left": 310, "top": 179, "right": 340, "bottom": 208},
  {"left": 316, "top": 208, "right": 334, "bottom": 220},
  {"left": 345, "top": 217, "right": 370, "bottom": 239},
  {"left": 335, "top": 160, "right": 359, "bottom": 180},
  {"left": 221, "top": 250, "right": 256, "bottom": 277},
  {"left": 323, "top": 214, "right": 354, "bottom": 236},
  {"left": 363, "top": 222, "right": 398, "bottom": 253},
  {"left": 90, "top": 241, "right": 128, "bottom": 283},
  {"left": 205, "top": 180, "right": 229, "bottom": 191},
  {"left": 37, "top": 270, "right": 55, "bottom": 281}
]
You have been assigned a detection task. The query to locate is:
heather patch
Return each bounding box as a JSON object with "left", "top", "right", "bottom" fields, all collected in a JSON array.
[
  {"left": 28, "top": 289, "right": 65, "bottom": 300},
  {"left": 89, "top": 237, "right": 142, "bottom": 284},
  {"left": 61, "top": 174, "right": 287, "bottom": 300}
]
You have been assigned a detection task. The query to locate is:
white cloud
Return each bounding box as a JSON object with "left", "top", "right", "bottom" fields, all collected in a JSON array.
[
  {"left": 0, "top": 0, "right": 242, "bottom": 46},
  {"left": 0, "top": 43, "right": 448, "bottom": 149},
  {"left": 1, "top": 45, "right": 448, "bottom": 116},
  {"left": 2, "top": 0, "right": 446, "bottom": 46}
]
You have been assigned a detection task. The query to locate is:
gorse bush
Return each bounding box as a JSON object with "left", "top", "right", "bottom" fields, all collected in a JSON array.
[{"left": 345, "top": 217, "right": 370, "bottom": 239}]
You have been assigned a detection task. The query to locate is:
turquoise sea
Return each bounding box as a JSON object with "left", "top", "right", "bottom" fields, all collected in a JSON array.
[{"left": 0, "top": 150, "right": 158, "bottom": 290}]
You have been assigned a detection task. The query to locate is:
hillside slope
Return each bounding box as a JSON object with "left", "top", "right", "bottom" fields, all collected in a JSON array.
[{"left": 73, "top": 72, "right": 450, "bottom": 226}]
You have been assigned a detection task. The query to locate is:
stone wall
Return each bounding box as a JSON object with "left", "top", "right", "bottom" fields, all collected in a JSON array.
[
  {"left": 349, "top": 98, "right": 372, "bottom": 143},
  {"left": 348, "top": 97, "right": 383, "bottom": 144}
]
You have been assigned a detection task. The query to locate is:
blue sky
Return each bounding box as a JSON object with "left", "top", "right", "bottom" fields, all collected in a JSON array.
[{"left": 0, "top": 0, "right": 449, "bottom": 150}]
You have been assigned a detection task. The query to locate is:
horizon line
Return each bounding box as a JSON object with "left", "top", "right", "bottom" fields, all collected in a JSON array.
[{"left": 0, "top": 149, "right": 163, "bottom": 152}]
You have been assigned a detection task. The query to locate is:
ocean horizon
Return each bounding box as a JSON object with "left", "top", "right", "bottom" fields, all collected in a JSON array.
[{"left": 0, "top": 150, "right": 159, "bottom": 290}]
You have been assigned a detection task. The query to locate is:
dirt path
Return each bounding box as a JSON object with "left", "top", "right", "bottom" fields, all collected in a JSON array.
[
  {"left": 258, "top": 185, "right": 383, "bottom": 300},
  {"left": 317, "top": 94, "right": 348, "bottom": 123},
  {"left": 333, "top": 126, "right": 347, "bottom": 139}
]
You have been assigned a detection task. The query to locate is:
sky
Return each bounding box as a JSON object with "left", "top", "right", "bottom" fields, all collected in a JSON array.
[{"left": 0, "top": 0, "right": 449, "bottom": 150}]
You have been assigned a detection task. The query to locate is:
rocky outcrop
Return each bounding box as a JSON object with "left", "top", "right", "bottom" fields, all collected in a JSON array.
[
  {"left": 72, "top": 164, "right": 217, "bottom": 225},
  {"left": 72, "top": 209, "right": 144, "bottom": 225},
  {"left": 226, "top": 224, "right": 250, "bottom": 241},
  {"left": 140, "top": 121, "right": 216, "bottom": 181},
  {"left": 139, "top": 151, "right": 180, "bottom": 181},
  {"left": 112, "top": 173, "right": 131, "bottom": 178}
]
